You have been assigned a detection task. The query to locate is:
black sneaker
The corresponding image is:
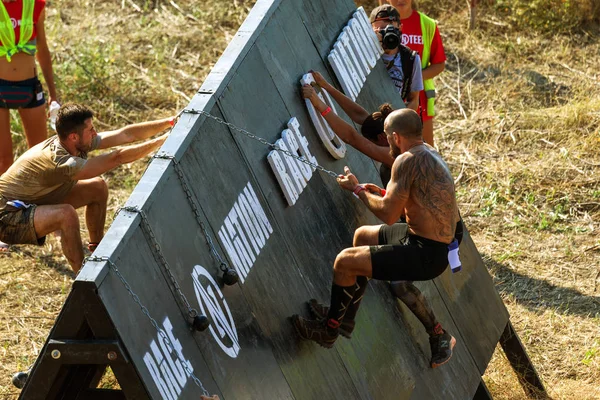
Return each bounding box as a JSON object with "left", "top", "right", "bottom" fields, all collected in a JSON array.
[
  {"left": 429, "top": 330, "right": 457, "bottom": 368},
  {"left": 291, "top": 314, "right": 339, "bottom": 348},
  {"left": 308, "top": 299, "right": 355, "bottom": 339}
]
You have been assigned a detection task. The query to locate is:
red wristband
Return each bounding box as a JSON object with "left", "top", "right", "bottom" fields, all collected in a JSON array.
[
  {"left": 353, "top": 185, "right": 366, "bottom": 198},
  {"left": 320, "top": 106, "right": 332, "bottom": 117},
  {"left": 380, "top": 189, "right": 386, "bottom": 196},
  {"left": 169, "top": 118, "right": 175, "bottom": 126}
]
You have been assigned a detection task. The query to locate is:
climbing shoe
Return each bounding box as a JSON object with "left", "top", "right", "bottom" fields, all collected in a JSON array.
[
  {"left": 308, "top": 299, "right": 355, "bottom": 339},
  {"left": 429, "top": 330, "right": 457, "bottom": 368},
  {"left": 292, "top": 314, "right": 339, "bottom": 348}
]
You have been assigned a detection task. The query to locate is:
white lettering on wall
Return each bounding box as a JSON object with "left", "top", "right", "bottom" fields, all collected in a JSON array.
[
  {"left": 349, "top": 18, "right": 377, "bottom": 69},
  {"left": 268, "top": 118, "right": 319, "bottom": 206},
  {"left": 192, "top": 265, "right": 240, "bottom": 358},
  {"left": 337, "top": 31, "right": 365, "bottom": 91},
  {"left": 328, "top": 7, "right": 383, "bottom": 100},
  {"left": 300, "top": 73, "right": 347, "bottom": 161},
  {"left": 218, "top": 182, "right": 273, "bottom": 280},
  {"left": 143, "top": 317, "right": 194, "bottom": 400}
]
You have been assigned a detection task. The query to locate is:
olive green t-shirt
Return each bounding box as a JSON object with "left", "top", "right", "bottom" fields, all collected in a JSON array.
[{"left": 0, "top": 135, "right": 101, "bottom": 209}]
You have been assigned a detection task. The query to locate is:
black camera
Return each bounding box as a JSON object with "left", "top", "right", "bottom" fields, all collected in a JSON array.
[{"left": 378, "top": 25, "right": 400, "bottom": 50}]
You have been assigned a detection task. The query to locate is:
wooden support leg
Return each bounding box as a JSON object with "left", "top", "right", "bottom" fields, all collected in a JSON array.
[
  {"left": 499, "top": 320, "right": 549, "bottom": 399},
  {"left": 473, "top": 378, "right": 493, "bottom": 400}
]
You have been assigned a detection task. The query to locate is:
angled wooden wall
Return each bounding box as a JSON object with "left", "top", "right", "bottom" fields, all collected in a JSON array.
[{"left": 20, "top": 0, "right": 508, "bottom": 399}]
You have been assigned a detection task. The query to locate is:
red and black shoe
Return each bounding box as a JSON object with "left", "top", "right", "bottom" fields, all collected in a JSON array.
[
  {"left": 291, "top": 314, "right": 339, "bottom": 348},
  {"left": 430, "top": 330, "right": 457, "bottom": 368},
  {"left": 307, "top": 299, "right": 355, "bottom": 339}
]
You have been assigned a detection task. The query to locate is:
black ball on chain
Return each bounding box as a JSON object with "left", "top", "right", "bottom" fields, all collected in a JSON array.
[
  {"left": 12, "top": 371, "right": 29, "bottom": 389},
  {"left": 193, "top": 315, "right": 211, "bottom": 332},
  {"left": 222, "top": 268, "right": 239, "bottom": 286}
]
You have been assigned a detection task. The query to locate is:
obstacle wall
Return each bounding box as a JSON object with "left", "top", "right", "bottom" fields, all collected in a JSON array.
[{"left": 20, "top": 0, "right": 510, "bottom": 398}]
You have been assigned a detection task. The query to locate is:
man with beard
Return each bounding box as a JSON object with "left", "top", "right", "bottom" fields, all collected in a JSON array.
[
  {"left": 292, "top": 108, "right": 460, "bottom": 368},
  {"left": 0, "top": 103, "right": 172, "bottom": 273}
]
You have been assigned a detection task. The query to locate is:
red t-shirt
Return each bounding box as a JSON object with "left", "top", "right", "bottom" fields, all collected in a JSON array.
[
  {"left": 400, "top": 10, "right": 446, "bottom": 66},
  {"left": 1, "top": 0, "right": 46, "bottom": 44}
]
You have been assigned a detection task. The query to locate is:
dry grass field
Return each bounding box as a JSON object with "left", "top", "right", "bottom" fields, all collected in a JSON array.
[{"left": 0, "top": 0, "right": 599, "bottom": 399}]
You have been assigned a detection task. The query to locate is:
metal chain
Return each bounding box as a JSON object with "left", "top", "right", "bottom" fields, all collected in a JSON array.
[
  {"left": 84, "top": 255, "right": 210, "bottom": 397},
  {"left": 118, "top": 206, "right": 199, "bottom": 320},
  {"left": 153, "top": 154, "right": 231, "bottom": 273},
  {"left": 181, "top": 108, "right": 340, "bottom": 178}
]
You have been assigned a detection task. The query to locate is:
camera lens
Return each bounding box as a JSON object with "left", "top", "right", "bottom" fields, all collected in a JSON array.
[{"left": 381, "top": 25, "right": 400, "bottom": 50}]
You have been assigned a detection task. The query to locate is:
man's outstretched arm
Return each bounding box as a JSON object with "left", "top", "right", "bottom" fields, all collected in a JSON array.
[
  {"left": 73, "top": 133, "right": 168, "bottom": 180},
  {"left": 97, "top": 117, "right": 173, "bottom": 149},
  {"left": 338, "top": 160, "right": 410, "bottom": 224}
]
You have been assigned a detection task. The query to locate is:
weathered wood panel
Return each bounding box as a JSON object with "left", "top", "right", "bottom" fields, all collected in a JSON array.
[
  {"left": 432, "top": 230, "right": 510, "bottom": 373},
  {"left": 21, "top": 0, "right": 511, "bottom": 398}
]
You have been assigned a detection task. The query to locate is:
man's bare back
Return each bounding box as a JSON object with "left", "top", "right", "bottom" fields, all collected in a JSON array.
[{"left": 391, "top": 143, "right": 459, "bottom": 243}]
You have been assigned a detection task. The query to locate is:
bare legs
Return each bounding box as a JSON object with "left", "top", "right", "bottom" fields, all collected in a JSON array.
[
  {"left": 18, "top": 104, "right": 48, "bottom": 148},
  {"left": 0, "top": 105, "right": 49, "bottom": 174},
  {"left": 33, "top": 178, "right": 108, "bottom": 273},
  {"left": 62, "top": 177, "right": 108, "bottom": 245},
  {"left": 34, "top": 204, "right": 84, "bottom": 272},
  {"left": 338, "top": 225, "right": 441, "bottom": 336},
  {"left": 0, "top": 108, "right": 12, "bottom": 174},
  {"left": 422, "top": 118, "right": 434, "bottom": 147}
]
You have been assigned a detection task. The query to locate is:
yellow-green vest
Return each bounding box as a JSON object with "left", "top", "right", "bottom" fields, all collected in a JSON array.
[
  {"left": 0, "top": 0, "right": 36, "bottom": 62},
  {"left": 418, "top": 11, "right": 437, "bottom": 116}
]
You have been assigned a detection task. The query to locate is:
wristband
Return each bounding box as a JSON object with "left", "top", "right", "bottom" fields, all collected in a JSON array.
[
  {"left": 353, "top": 185, "right": 366, "bottom": 198},
  {"left": 380, "top": 189, "right": 386, "bottom": 196},
  {"left": 320, "top": 106, "right": 332, "bottom": 117},
  {"left": 169, "top": 118, "right": 175, "bottom": 127}
]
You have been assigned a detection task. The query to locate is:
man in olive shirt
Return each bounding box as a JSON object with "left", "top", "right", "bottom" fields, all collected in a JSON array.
[{"left": 0, "top": 103, "right": 172, "bottom": 273}]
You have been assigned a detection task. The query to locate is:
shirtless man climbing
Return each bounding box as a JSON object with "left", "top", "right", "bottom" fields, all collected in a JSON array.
[{"left": 292, "top": 108, "right": 461, "bottom": 367}]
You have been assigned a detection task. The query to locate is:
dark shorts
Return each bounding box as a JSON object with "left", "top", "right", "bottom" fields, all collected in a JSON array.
[
  {"left": 370, "top": 223, "right": 448, "bottom": 282},
  {"left": 0, "top": 203, "right": 45, "bottom": 245},
  {"left": 0, "top": 77, "right": 46, "bottom": 109}
]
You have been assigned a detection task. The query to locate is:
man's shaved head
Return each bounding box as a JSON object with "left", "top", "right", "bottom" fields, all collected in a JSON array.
[{"left": 384, "top": 108, "right": 423, "bottom": 139}]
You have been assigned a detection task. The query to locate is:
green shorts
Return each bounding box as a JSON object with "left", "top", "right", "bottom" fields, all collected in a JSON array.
[{"left": 0, "top": 204, "right": 45, "bottom": 245}]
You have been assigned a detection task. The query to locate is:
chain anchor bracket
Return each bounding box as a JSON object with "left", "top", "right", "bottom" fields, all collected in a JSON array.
[{"left": 153, "top": 153, "right": 241, "bottom": 287}]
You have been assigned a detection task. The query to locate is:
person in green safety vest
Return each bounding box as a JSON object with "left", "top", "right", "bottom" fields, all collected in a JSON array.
[
  {"left": 0, "top": 0, "right": 57, "bottom": 252},
  {"left": 379, "top": 0, "right": 447, "bottom": 147},
  {"left": 0, "top": 0, "right": 57, "bottom": 174}
]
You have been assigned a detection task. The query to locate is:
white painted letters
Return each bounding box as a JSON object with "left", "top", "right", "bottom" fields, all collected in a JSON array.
[
  {"left": 143, "top": 317, "right": 193, "bottom": 400},
  {"left": 218, "top": 182, "right": 273, "bottom": 280},
  {"left": 192, "top": 265, "right": 241, "bottom": 358},
  {"left": 268, "top": 118, "right": 318, "bottom": 206},
  {"left": 301, "top": 73, "right": 347, "bottom": 160},
  {"left": 327, "top": 7, "right": 383, "bottom": 100}
]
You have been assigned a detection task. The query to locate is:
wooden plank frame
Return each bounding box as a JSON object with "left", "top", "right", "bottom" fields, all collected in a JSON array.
[{"left": 16, "top": 0, "right": 545, "bottom": 399}]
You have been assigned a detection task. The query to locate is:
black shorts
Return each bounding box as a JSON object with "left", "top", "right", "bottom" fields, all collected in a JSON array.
[
  {"left": 0, "top": 77, "right": 45, "bottom": 109},
  {"left": 370, "top": 223, "right": 449, "bottom": 282}
]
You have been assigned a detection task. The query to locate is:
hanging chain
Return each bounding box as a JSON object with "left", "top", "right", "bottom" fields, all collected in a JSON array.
[
  {"left": 181, "top": 108, "right": 340, "bottom": 178},
  {"left": 153, "top": 154, "right": 231, "bottom": 274},
  {"left": 84, "top": 255, "right": 210, "bottom": 397},
  {"left": 117, "top": 206, "right": 198, "bottom": 320}
]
